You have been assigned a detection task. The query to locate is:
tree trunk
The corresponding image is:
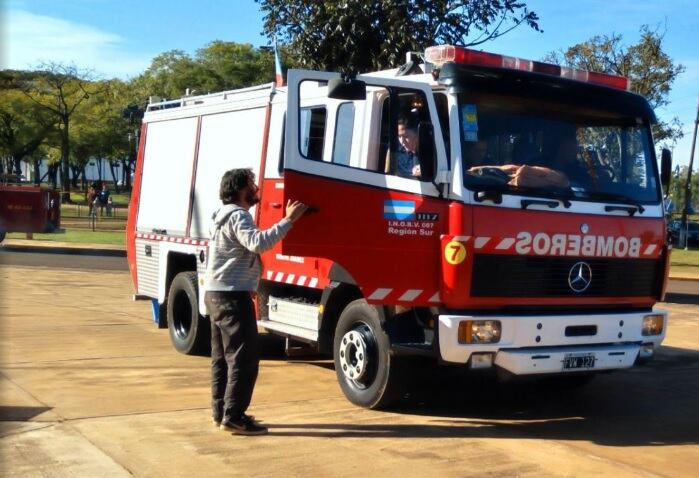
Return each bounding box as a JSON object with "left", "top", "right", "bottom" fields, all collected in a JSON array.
[
  {"left": 12, "top": 156, "right": 22, "bottom": 176},
  {"left": 70, "top": 164, "right": 80, "bottom": 189},
  {"left": 60, "top": 117, "right": 71, "bottom": 201},
  {"left": 48, "top": 164, "right": 58, "bottom": 189},
  {"left": 109, "top": 160, "right": 120, "bottom": 194},
  {"left": 33, "top": 159, "right": 41, "bottom": 185}
]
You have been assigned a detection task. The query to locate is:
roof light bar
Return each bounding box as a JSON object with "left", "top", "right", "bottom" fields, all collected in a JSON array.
[{"left": 425, "top": 45, "right": 631, "bottom": 91}]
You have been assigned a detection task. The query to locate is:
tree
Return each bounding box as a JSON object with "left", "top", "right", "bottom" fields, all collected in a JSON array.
[
  {"left": 256, "top": 0, "right": 541, "bottom": 73},
  {"left": 544, "top": 26, "right": 685, "bottom": 147},
  {"left": 70, "top": 80, "right": 133, "bottom": 193},
  {"left": 130, "top": 42, "right": 275, "bottom": 101},
  {"left": 0, "top": 72, "right": 56, "bottom": 182},
  {"left": 17, "top": 63, "right": 103, "bottom": 200}
]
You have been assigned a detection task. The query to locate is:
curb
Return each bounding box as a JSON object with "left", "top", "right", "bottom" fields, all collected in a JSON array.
[
  {"left": 668, "top": 275, "right": 699, "bottom": 282},
  {"left": 1, "top": 243, "right": 126, "bottom": 257}
]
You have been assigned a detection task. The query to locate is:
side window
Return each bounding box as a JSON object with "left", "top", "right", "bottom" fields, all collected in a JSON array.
[
  {"left": 332, "top": 103, "right": 355, "bottom": 165},
  {"left": 434, "top": 93, "right": 450, "bottom": 165},
  {"left": 300, "top": 107, "right": 327, "bottom": 161},
  {"left": 381, "top": 89, "right": 435, "bottom": 181},
  {"left": 277, "top": 113, "right": 286, "bottom": 175}
]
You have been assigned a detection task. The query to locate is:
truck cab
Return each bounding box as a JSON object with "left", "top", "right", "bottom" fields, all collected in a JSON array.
[{"left": 277, "top": 45, "right": 670, "bottom": 406}]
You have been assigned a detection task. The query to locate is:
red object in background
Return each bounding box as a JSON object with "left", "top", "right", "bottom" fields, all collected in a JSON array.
[{"left": 0, "top": 185, "right": 61, "bottom": 236}]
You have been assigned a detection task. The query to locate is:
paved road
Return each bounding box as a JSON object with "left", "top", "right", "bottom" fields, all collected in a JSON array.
[{"left": 1, "top": 252, "right": 698, "bottom": 477}]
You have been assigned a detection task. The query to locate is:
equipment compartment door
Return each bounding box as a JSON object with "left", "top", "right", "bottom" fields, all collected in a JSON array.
[{"left": 282, "top": 70, "right": 449, "bottom": 305}]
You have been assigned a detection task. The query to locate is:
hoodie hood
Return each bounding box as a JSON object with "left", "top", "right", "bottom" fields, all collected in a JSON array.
[{"left": 212, "top": 204, "right": 245, "bottom": 228}]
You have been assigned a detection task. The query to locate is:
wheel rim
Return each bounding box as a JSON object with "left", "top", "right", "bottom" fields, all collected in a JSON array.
[
  {"left": 338, "top": 322, "right": 378, "bottom": 388},
  {"left": 172, "top": 290, "right": 192, "bottom": 340}
]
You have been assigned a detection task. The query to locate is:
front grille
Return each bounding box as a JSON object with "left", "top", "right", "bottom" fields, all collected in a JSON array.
[{"left": 471, "top": 254, "right": 661, "bottom": 298}]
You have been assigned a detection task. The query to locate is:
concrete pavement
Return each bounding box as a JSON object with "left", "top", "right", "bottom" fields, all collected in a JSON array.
[{"left": 1, "top": 258, "right": 699, "bottom": 477}]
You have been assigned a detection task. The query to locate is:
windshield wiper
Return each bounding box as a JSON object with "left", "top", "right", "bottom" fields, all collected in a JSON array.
[
  {"left": 521, "top": 199, "right": 561, "bottom": 210},
  {"left": 470, "top": 183, "right": 573, "bottom": 208},
  {"left": 591, "top": 192, "right": 646, "bottom": 216}
]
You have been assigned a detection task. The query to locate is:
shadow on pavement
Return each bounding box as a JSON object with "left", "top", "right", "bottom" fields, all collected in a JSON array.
[
  {"left": 0, "top": 406, "right": 53, "bottom": 421},
  {"left": 663, "top": 292, "right": 699, "bottom": 305},
  {"left": 271, "top": 345, "right": 699, "bottom": 447}
]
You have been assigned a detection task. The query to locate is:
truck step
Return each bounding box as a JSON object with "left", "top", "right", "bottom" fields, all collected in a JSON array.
[
  {"left": 267, "top": 296, "right": 320, "bottom": 331},
  {"left": 260, "top": 319, "right": 318, "bottom": 342}
]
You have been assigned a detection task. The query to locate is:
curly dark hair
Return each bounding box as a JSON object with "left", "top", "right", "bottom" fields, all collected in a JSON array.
[{"left": 219, "top": 168, "right": 255, "bottom": 205}]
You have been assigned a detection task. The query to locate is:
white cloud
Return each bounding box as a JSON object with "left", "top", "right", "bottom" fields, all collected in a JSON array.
[{"left": 5, "top": 9, "right": 152, "bottom": 79}]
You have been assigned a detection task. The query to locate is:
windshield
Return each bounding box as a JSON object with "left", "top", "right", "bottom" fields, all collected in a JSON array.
[{"left": 458, "top": 92, "right": 660, "bottom": 204}]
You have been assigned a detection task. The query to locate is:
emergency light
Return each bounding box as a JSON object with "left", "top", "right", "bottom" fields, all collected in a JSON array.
[{"left": 425, "top": 45, "right": 631, "bottom": 91}]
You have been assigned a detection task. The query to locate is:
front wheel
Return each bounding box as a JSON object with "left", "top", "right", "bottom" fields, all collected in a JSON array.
[
  {"left": 167, "top": 271, "right": 210, "bottom": 355},
  {"left": 333, "top": 299, "right": 405, "bottom": 409}
]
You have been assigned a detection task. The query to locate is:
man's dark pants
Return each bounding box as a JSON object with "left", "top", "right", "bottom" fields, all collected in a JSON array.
[{"left": 204, "top": 290, "right": 259, "bottom": 423}]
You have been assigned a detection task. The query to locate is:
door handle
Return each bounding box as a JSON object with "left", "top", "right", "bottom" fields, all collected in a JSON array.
[{"left": 270, "top": 202, "right": 282, "bottom": 209}]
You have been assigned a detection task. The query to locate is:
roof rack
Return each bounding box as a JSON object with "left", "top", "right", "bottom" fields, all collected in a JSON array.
[{"left": 146, "top": 83, "right": 277, "bottom": 112}]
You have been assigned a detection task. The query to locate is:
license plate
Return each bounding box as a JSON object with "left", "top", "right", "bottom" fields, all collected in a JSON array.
[{"left": 562, "top": 353, "right": 595, "bottom": 370}]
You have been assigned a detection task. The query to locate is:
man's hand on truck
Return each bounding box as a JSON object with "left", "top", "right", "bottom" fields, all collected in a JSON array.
[{"left": 285, "top": 200, "right": 309, "bottom": 223}]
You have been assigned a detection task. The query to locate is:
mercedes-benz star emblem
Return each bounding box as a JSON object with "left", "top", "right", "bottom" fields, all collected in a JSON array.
[
  {"left": 568, "top": 262, "right": 592, "bottom": 293},
  {"left": 580, "top": 223, "right": 589, "bottom": 234}
]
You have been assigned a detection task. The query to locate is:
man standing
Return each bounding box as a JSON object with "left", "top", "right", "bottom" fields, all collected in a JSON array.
[{"left": 204, "top": 168, "right": 307, "bottom": 435}]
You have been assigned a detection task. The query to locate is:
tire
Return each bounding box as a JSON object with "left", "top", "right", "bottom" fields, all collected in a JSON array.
[
  {"left": 333, "top": 299, "right": 405, "bottom": 409},
  {"left": 167, "top": 271, "right": 210, "bottom": 355}
]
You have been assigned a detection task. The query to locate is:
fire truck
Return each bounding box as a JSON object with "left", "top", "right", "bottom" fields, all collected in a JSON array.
[{"left": 127, "top": 45, "right": 673, "bottom": 408}]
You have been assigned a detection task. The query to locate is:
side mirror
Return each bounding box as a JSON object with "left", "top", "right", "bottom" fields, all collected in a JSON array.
[
  {"left": 661, "top": 148, "right": 672, "bottom": 190},
  {"left": 327, "top": 77, "right": 366, "bottom": 100},
  {"left": 417, "top": 122, "right": 436, "bottom": 180}
]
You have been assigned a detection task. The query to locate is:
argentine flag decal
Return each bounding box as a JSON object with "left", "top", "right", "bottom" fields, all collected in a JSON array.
[{"left": 384, "top": 200, "right": 416, "bottom": 220}]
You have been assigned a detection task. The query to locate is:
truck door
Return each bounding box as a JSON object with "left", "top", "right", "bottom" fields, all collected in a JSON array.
[{"left": 282, "top": 70, "right": 450, "bottom": 305}]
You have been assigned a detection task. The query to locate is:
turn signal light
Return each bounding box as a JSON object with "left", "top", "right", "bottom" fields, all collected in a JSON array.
[
  {"left": 642, "top": 314, "right": 664, "bottom": 336},
  {"left": 424, "top": 45, "right": 631, "bottom": 91},
  {"left": 458, "top": 320, "right": 502, "bottom": 344}
]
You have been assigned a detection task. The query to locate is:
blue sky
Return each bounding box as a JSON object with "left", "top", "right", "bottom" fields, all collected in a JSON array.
[{"left": 3, "top": 0, "right": 698, "bottom": 167}]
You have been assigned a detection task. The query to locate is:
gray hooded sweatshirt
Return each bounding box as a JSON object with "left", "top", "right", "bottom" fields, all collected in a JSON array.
[{"left": 203, "top": 204, "right": 292, "bottom": 292}]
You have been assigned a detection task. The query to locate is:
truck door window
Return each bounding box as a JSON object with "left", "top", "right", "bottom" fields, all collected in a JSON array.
[
  {"left": 433, "top": 93, "right": 450, "bottom": 165},
  {"left": 381, "top": 89, "right": 436, "bottom": 181},
  {"left": 300, "top": 106, "right": 326, "bottom": 161},
  {"left": 332, "top": 102, "right": 355, "bottom": 166}
]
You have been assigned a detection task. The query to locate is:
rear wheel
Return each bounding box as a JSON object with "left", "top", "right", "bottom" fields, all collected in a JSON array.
[
  {"left": 167, "top": 271, "right": 210, "bottom": 355},
  {"left": 333, "top": 299, "right": 405, "bottom": 409}
]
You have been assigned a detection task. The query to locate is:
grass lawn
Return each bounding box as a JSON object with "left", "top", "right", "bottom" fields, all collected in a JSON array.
[
  {"left": 670, "top": 248, "right": 699, "bottom": 276},
  {"left": 7, "top": 229, "right": 125, "bottom": 246},
  {"left": 69, "top": 190, "right": 131, "bottom": 207}
]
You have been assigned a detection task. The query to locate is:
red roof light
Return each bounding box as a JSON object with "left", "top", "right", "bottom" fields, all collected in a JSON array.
[{"left": 425, "top": 45, "right": 631, "bottom": 91}]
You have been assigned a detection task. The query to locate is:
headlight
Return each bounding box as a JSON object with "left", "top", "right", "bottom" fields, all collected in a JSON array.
[
  {"left": 642, "top": 314, "right": 664, "bottom": 336},
  {"left": 458, "top": 320, "right": 501, "bottom": 344}
]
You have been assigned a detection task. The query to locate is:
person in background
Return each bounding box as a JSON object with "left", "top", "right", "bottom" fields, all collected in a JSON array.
[{"left": 203, "top": 168, "right": 307, "bottom": 436}]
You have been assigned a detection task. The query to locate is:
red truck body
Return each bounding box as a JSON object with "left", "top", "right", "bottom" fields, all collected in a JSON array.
[{"left": 0, "top": 185, "right": 61, "bottom": 237}]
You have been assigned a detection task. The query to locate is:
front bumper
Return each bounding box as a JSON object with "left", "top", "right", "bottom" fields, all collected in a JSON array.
[{"left": 438, "top": 310, "right": 666, "bottom": 375}]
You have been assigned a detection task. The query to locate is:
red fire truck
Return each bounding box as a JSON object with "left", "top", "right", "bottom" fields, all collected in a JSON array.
[{"left": 127, "top": 45, "right": 672, "bottom": 408}]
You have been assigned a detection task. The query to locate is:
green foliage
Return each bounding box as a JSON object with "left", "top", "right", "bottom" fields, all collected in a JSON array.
[
  {"left": 667, "top": 165, "right": 699, "bottom": 214},
  {"left": 0, "top": 71, "right": 57, "bottom": 178},
  {"left": 129, "top": 42, "right": 275, "bottom": 100},
  {"left": 257, "top": 0, "right": 541, "bottom": 73},
  {"left": 544, "top": 26, "right": 685, "bottom": 147},
  {"left": 11, "top": 63, "right": 104, "bottom": 193}
]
